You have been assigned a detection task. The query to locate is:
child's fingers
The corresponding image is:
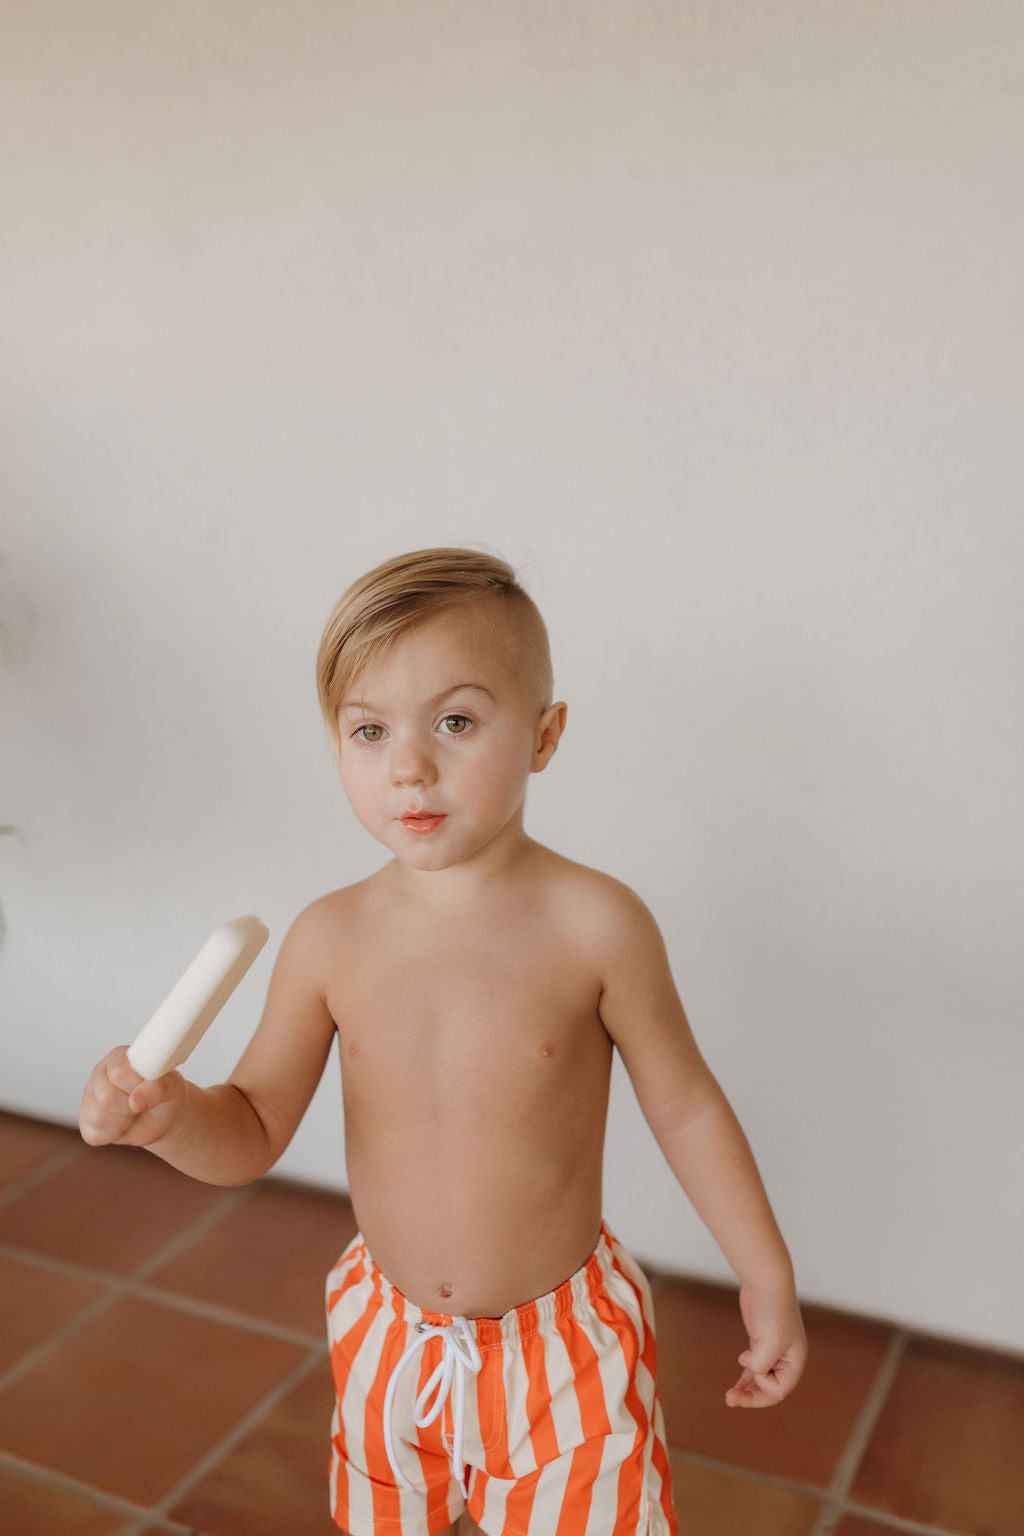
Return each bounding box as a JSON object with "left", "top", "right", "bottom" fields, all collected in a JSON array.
[
  {"left": 727, "top": 1343, "right": 806, "bottom": 1408},
  {"left": 125, "top": 1071, "right": 181, "bottom": 1116},
  {"left": 79, "top": 1050, "right": 138, "bottom": 1144},
  {"left": 740, "top": 1344, "right": 784, "bottom": 1377},
  {"left": 106, "top": 1046, "right": 144, "bottom": 1095},
  {"left": 725, "top": 1371, "right": 785, "bottom": 1408},
  {"left": 79, "top": 1048, "right": 182, "bottom": 1145},
  {"left": 725, "top": 1364, "right": 786, "bottom": 1408},
  {"left": 104, "top": 1046, "right": 178, "bottom": 1115},
  {"left": 725, "top": 1367, "right": 757, "bottom": 1407}
]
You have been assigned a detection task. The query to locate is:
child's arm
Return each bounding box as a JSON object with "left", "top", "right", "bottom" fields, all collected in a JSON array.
[
  {"left": 78, "top": 901, "right": 338, "bottom": 1187},
  {"left": 593, "top": 880, "right": 808, "bottom": 1409}
]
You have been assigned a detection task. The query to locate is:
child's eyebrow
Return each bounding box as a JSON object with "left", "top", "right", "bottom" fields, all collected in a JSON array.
[{"left": 339, "top": 682, "right": 497, "bottom": 713}]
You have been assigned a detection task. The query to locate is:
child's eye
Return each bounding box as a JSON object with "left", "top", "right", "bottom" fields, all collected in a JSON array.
[
  {"left": 438, "top": 714, "right": 471, "bottom": 735},
  {"left": 354, "top": 724, "right": 385, "bottom": 743}
]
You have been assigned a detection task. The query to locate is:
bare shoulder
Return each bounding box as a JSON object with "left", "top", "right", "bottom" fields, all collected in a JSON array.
[
  {"left": 297, "top": 875, "right": 377, "bottom": 940},
  {"left": 535, "top": 846, "right": 653, "bottom": 922},
  {"left": 302, "top": 878, "right": 370, "bottom": 918},
  {"left": 283, "top": 888, "right": 340, "bottom": 946},
  {"left": 530, "top": 847, "right": 663, "bottom": 962},
  {"left": 263, "top": 889, "right": 341, "bottom": 1004}
]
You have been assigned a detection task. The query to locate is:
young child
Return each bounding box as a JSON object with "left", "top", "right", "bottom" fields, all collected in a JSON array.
[{"left": 80, "top": 547, "right": 807, "bottom": 1536}]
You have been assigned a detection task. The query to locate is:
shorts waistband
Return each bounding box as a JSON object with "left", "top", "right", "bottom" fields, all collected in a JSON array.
[{"left": 355, "top": 1219, "right": 617, "bottom": 1351}]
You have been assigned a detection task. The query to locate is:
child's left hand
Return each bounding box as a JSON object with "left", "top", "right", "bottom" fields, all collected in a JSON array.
[{"left": 725, "top": 1282, "right": 808, "bottom": 1408}]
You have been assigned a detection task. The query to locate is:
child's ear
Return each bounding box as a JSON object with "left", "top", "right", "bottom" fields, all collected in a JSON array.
[{"left": 533, "top": 700, "right": 567, "bottom": 770}]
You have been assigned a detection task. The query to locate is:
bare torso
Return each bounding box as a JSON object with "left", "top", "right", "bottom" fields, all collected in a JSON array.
[{"left": 319, "top": 844, "right": 614, "bottom": 1318}]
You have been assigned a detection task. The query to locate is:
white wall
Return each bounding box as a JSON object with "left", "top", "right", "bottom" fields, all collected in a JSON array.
[{"left": 2, "top": 2, "right": 1021, "bottom": 1352}]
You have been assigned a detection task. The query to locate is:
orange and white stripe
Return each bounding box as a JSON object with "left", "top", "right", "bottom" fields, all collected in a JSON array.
[{"left": 326, "top": 1221, "right": 677, "bottom": 1535}]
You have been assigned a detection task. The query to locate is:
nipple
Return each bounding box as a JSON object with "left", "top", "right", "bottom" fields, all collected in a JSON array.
[
  {"left": 438, "top": 1282, "right": 454, "bottom": 1300},
  {"left": 539, "top": 1044, "right": 555, "bottom": 1058}
]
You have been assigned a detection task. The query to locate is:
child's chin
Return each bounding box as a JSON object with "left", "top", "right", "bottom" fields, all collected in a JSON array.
[{"left": 397, "top": 844, "right": 461, "bottom": 870}]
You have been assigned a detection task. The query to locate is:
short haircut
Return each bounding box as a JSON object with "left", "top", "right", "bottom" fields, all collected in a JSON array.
[{"left": 316, "top": 547, "right": 554, "bottom": 758}]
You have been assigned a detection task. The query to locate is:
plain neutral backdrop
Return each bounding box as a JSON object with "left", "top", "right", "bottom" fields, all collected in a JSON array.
[{"left": 2, "top": 2, "right": 1021, "bottom": 1353}]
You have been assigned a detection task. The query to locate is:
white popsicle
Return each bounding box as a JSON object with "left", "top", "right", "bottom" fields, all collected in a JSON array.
[{"left": 127, "top": 916, "right": 270, "bottom": 1080}]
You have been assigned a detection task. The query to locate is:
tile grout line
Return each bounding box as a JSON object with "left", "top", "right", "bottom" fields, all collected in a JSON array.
[
  {"left": 114, "top": 1511, "right": 186, "bottom": 1536},
  {"left": 0, "top": 1448, "right": 238, "bottom": 1536},
  {"left": 0, "top": 1276, "right": 129, "bottom": 1398},
  {"left": 0, "top": 1239, "right": 329, "bottom": 1352},
  {"left": 669, "top": 1443, "right": 961, "bottom": 1536},
  {"left": 116, "top": 1343, "right": 330, "bottom": 1536},
  {"left": 114, "top": 1516, "right": 198, "bottom": 1536},
  {"left": 0, "top": 1184, "right": 285, "bottom": 1397},
  {"left": 0, "top": 1142, "right": 85, "bottom": 1213},
  {"left": 808, "top": 1326, "right": 910, "bottom": 1536},
  {"left": 135, "top": 1281, "right": 331, "bottom": 1350},
  {"left": 667, "top": 1444, "right": 833, "bottom": 1503},
  {"left": 835, "top": 1501, "right": 966, "bottom": 1536},
  {"left": 129, "top": 1183, "right": 254, "bottom": 1282},
  {"left": 0, "top": 1190, "right": 246, "bottom": 1395},
  {"left": 0, "top": 1447, "right": 158, "bottom": 1522}
]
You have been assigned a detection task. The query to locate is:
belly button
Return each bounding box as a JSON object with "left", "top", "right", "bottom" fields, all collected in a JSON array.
[{"left": 438, "top": 1282, "right": 454, "bottom": 1299}]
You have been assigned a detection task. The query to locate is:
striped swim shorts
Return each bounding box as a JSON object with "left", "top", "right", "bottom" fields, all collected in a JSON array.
[{"left": 325, "top": 1219, "right": 678, "bottom": 1535}]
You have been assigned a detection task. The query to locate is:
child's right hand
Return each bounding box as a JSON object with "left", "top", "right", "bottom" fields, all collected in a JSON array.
[{"left": 78, "top": 1046, "right": 189, "bottom": 1149}]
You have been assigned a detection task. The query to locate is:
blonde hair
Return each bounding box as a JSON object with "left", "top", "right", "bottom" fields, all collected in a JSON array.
[{"left": 316, "top": 547, "right": 554, "bottom": 757}]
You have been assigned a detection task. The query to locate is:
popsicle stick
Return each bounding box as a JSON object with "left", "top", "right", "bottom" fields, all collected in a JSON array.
[{"left": 127, "top": 916, "right": 269, "bottom": 1080}]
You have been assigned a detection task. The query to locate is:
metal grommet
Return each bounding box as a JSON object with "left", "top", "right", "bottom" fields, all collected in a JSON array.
[{"left": 415, "top": 1320, "right": 427, "bottom": 1333}]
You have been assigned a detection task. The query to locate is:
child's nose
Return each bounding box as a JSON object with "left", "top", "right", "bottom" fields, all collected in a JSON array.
[{"left": 388, "top": 736, "right": 437, "bottom": 788}]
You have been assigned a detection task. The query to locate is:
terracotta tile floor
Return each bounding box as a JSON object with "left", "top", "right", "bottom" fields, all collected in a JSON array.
[{"left": 1, "top": 1110, "right": 1021, "bottom": 1536}]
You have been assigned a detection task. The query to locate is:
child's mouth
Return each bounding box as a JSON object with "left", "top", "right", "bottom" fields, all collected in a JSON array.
[{"left": 400, "top": 814, "right": 447, "bottom": 834}]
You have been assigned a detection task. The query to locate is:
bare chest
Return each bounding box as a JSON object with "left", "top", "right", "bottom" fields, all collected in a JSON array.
[{"left": 323, "top": 915, "right": 611, "bottom": 1110}]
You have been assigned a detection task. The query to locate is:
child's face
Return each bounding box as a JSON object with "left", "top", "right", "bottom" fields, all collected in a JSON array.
[{"left": 335, "top": 609, "right": 561, "bottom": 875}]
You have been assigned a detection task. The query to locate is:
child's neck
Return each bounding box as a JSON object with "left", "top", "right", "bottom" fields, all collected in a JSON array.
[{"left": 385, "top": 828, "right": 539, "bottom": 912}]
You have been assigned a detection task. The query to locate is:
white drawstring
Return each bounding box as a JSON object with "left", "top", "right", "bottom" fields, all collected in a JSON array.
[{"left": 382, "top": 1316, "right": 483, "bottom": 1500}]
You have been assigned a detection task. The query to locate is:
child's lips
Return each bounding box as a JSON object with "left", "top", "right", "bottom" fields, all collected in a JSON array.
[{"left": 399, "top": 813, "right": 447, "bottom": 834}]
